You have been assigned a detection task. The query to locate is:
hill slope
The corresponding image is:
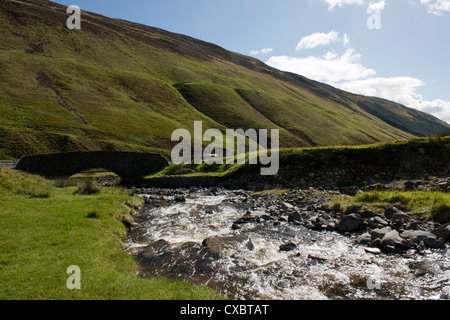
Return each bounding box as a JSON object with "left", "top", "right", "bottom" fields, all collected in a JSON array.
[{"left": 1, "top": 0, "right": 449, "bottom": 159}]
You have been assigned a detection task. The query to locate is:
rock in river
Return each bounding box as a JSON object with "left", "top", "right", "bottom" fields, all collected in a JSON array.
[
  {"left": 202, "top": 235, "right": 254, "bottom": 255},
  {"left": 432, "top": 224, "right": 450, "bottom": 242},
  {"left": 387, "top": 207, "right": 411, "bottom": 224},
  {"left": 400, "top": 229, "right": 445, "bottom": 249},
  {"left": 371, "top": 227, "right": 392, "bottom": 241},
  {"left": 338, "top": 213, "right": 363, "bottom": 233},
  {"left": 401, "top": 230, "right": 437, "bottom": 245},
  {"left": 279, "top": 243, "right": 297, "bottom": 252},
  {"left": 380, "top": 230, "right": 409, "bottom": 254}
]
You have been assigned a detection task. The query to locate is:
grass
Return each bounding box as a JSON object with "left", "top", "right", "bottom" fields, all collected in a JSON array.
[
  {"left": 280, "top": 135, "right": 450, "bottom": 160},
  {"left": 331, "top": 190, "right": 450, "bottom": 222},
  {"left": 0, "top": 169, "right": 223, "bottom": 300},
  {"left": 74, "top": 179, "right": 100, "bottom": 195},
  {"left": 0, "top": 169, "right": 52, "bottom": 198},
  {"left": 149, "top": 162, "right": 246, "bottom": 178},
  {"left": 251, "top": 189, "right": 291, "bottom": 197},
  {"left": 71, "top": 168, "right": 119, "bottom": 179}
]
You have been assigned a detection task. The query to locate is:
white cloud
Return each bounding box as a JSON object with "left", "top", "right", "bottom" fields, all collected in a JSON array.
[
  {"left": 296, "top": 31, "right": 351, "bottom": 50},
  {"left": 419, "top": 99, "right": 450, "bottom": 122},
  {"left": 336, "top": 77, "right": 425, "bottom": 105},
  {"left": 343, "top": 33, "right": 350, "bottom": 46},
  {"left": 321, "top": 0, "right": 386, "bottom": 10},
  {"left": 296, "top": 31, "right": 341, "bottom": 50},
  {"left": 321, "top": 0, "right": 450, "bottom": 15},
  {"left": 266, "top": 48, "right": 376, "bottom": 82},
  {"left": 322, "top": 0, "right": 365, "bottom": 10},
  {"left": 417, "top": 99, "right": 450, "bottom": 122},
  {"left": 337, "top": 77, "right": 450, "bottom": 122},
  {"left": 335, "top": 74, "right": 450, "bottom": 123},
  {"left": 266, "top": 46, "right": 450, "bottom": 123},
  {"left": 249, "top": 48, "right": 274, "bottom": 55},
  {"left": 368, "top": 0, "right": 386, "bottom": 11},
  {"left": 420, "top": 0, "right": 450, "bottom": 15},
  {"left": 320, "top": 0, "right": 385, "bottom": 10}
]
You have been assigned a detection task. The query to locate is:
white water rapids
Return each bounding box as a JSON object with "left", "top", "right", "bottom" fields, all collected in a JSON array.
[{"left": 126, "top": 188, "right": 450, "bottom": 300}]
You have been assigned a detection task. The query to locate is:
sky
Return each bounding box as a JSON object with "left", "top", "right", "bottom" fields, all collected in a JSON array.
[{"left": 55, "top": 0, "right": 450, "bottom": 123}]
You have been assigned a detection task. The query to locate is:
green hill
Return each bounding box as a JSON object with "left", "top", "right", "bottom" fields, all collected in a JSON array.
[{"left": 1, "top": 0, "right": 449, "bottom": 159}]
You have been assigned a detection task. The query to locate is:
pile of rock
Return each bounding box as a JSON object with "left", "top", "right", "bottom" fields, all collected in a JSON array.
[
  {"left": 353, "top": 207, "right": 449, "bottom": 254},
  {"left": 225, "top": 188, "right": 449, "bottom": 254}
]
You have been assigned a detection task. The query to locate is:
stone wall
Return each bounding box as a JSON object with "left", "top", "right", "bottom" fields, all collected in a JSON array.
[{"left": 219, "top": 141, "right": 450, "bottom": 190}]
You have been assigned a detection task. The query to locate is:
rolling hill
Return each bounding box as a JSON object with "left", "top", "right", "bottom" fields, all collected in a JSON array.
[{"left": 1, "top": 0, "right": 449, "bottom": 160}]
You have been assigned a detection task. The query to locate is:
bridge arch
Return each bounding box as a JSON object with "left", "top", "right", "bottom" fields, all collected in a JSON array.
[{"left": 14, "top": 152, "right": 169, "bottom": 183}]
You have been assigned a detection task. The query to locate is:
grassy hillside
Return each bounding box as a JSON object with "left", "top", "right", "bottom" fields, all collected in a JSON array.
[
  {"left": 0, "top": 0, "right": 449, "bottom": 160},
  {"left": 0, "top": 168, "right": 222, "bottom": 299}
]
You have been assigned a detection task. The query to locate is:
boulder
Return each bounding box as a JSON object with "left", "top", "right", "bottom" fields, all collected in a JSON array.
[
  {"left": 325, "top": 221, "right": 337, "bottom": 231},
  {"left": 383, "top": 244, "right": 400, "bottom": 254},
  {"left": 202, "top": 235, "right": 254, "bottom": 255},
  {"left": 261, "top": 214, "right": 274, "bottom": 221},
  {"left": 174, "top": 195, "right": 186, "bottom": 203},
  {"left": 380, "top": 230, "right": 409, "bottom": 253},
  {"left": 401, "top": 230, "right": 437, "bottom": 245},
  {"left": 431, "top": 224, "right": 450, "bottom": 242},
  {"left": 282, "top": 202, "right": 295, "bottom": 209},
  {"left": 403, "top": 181, "right": 417, "bottom": 191},
  {"left": 356, "top": 233, "right": 372, "bottom": 245},
  {"left": 371, "top": 227, "right": 392, "bottom": 241},
  {"left": 436, "top": 181, "right": 449, "bottom": 192},
  {"left": 233, "top": 215, "right": 260, "bottom": 225},
  {"left": 364, "top": 247, "right": 381, "bottom": 255},
  {"left": 380, "top": 230, "right": 405, "bottom": 247},
  {"left": 384, "top": 206, "right": 397, "bottom": 219},
  {"left": 385, "top": 206, "right": 406, "bottom": 220},
  {"left": 288, "top": 212, "right": 302, "bottom": 223},
  {"left": 423, "top": 237, "right": 446, "bottom": 249},
  {"left": 370, "top": 238, "right": 381, "bottom": 248},
  {"left": 338, "top": 213, "right": 364, "bottom": 233},
  {"left": 405, "top": 221, "right": 421, "bottom": 230},
  {"left": 279, "top": 243, "right": 297, "bottom": 252},
  {"left": 367, "top": 216, "right": 389, "bottom": 229},
  {"left": 389, "top": 208, "right": 412, "bottom": 224},
  {"left": 231, "top": 223, "right": 241, "bottom": 230},
  {"left": 138, "top": 239, "right": 171, "bottom": 260}
]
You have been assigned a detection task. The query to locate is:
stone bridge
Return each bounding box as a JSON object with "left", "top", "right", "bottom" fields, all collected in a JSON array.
[{"left": 13, "top": 152, "right": 169, "bottom": 182}]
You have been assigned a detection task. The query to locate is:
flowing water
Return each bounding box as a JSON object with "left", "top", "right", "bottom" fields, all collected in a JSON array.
[{"left": 126, "top": 188, "right": 450, "bottom": 300}]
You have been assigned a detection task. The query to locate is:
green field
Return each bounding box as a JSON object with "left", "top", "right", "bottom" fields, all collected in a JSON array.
[{"left": 0, "top": 169, "right": 222, "bottom": 300}]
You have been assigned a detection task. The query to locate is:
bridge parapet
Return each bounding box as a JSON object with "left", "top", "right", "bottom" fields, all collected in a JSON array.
[{"left": 13, "top": 152, "right": 169, "bottom": 182}]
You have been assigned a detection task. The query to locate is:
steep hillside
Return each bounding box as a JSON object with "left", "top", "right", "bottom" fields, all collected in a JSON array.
[{"left": 0, "top": 0, "right": 449, "bottom": 159}]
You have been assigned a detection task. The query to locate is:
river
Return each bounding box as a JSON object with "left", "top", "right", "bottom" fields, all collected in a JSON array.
[{"left": 125, "top": 187, "right": 450, "bottom": 300}]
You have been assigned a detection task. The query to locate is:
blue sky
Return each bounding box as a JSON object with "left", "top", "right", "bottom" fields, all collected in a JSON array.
[{"left": 55, "top": 0, "right": 450, "bottom": 122}]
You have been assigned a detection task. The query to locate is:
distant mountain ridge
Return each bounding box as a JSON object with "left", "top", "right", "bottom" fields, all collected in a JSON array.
[{"left": 0, "top": 0, "right": 449, "bottom": 159}]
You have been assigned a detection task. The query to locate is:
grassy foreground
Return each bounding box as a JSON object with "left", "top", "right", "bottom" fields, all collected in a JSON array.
[{"left": 0, "top": 169, "right": 222, "bottom": 300}]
